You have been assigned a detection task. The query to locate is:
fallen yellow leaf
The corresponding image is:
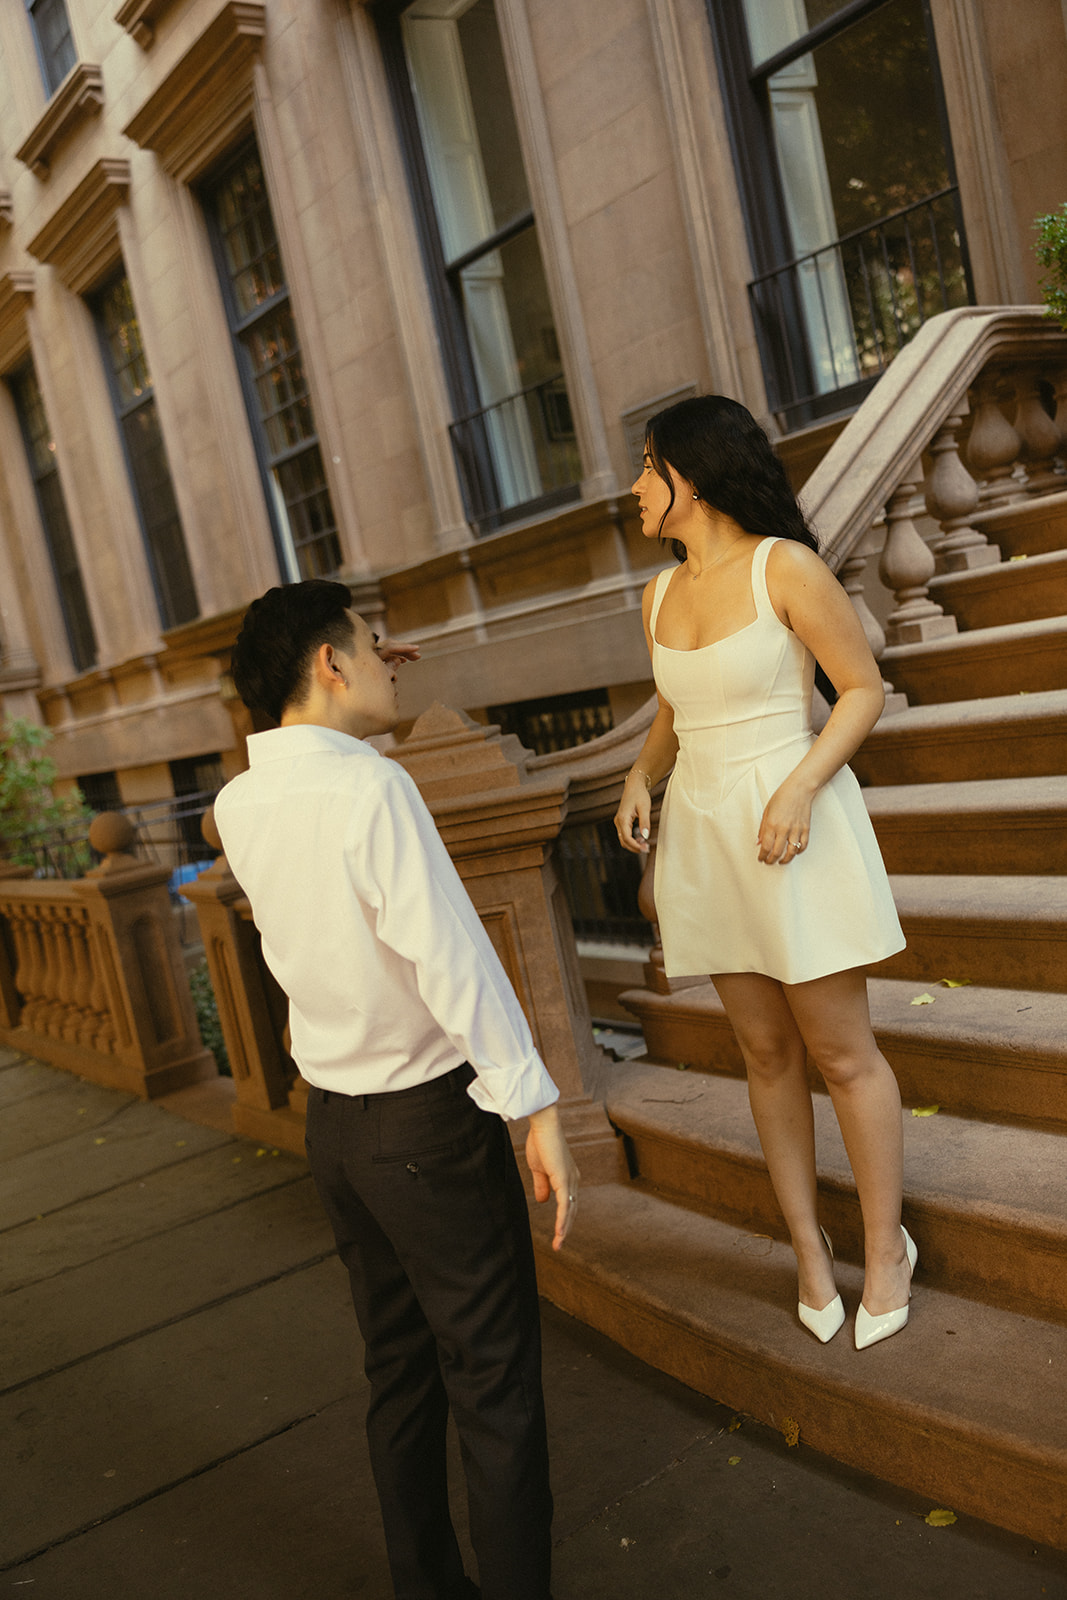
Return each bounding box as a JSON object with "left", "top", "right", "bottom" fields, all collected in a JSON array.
[
  {"left": 938, "top": 978, "right": 972, "bottom": 988},
  {"left": 94, "top": 1137, "right": 106, "bottom": 1146},
  {"left": 728, "top": 1456, "right": 741, "bottom": 1466},
  {"left": 910, "top": 993, "right": 936, "bottom": 1006},
  {"left": 727, "top": 1416, "right": 742, "bottom": 1433},
  {"left": 925, "top": 1508, "right": 957, "bottom": 1527},
  {"left": 911, "top": 1104, "right": 940, "bottom": 1117},
  {"left": 781, "top": 1417, "right": 800, "bottom": 1447}
]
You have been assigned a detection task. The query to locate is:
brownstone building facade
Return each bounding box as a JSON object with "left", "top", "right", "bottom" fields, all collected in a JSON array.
[{"left": 1, "top": 0, "right": 1065, "bottom": 806}]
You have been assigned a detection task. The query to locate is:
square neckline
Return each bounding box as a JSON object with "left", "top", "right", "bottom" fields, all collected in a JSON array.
[{"left": 651, "top": 537, "right": 777, "bottom": 654}]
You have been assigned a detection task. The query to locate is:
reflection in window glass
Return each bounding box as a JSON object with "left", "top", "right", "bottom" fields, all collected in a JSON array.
[
  {"left": 95, "top": 275, "right": 199, "bottom": 630},
  {"left": 204, "top": 144, "right": 341, "bottom": 582},
  {"left": 9, "top": 363, "right": 97, "bottom": 672},
  {"left": 28, "top": 0, "right": 76, "bottom": 95}
]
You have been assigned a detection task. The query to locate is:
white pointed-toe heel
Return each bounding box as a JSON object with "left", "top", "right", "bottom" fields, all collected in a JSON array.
[
  {"left": 798, "top": 1226, "right": 845, "bottom": 1344},
  {"left": 854, "top": 1225, "right": 918, "bottom": 1350}
]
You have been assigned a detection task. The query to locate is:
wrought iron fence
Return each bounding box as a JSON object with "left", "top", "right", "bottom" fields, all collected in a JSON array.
[
  {"left": 555, "top": 816, "right": 648, "bottom": 945},
  {"left": 749, "top": 187, "right": 972, "bottom": 425},
  {"left": 449, "top": 371, "right": 581, "bottom": 533}
]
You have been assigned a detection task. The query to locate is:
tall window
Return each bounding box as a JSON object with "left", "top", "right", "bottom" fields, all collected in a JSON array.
[
  {"left": 711, "top": 0, "right": 972, "bottom": 427},
  {"left": 25, "top": 0, "right": 76, "bottom": 95},
  {"left": 377, "top": 0, "right": 580, "bottom": 533},
  {"left": 202, "top": 144, "right": 342, "bottom": 582},
  {"left": 91, "top": 274, "right": 199, "bottom": 631},
  {"left": 8, "top": 362, "right": 97, "bottom": 673}
]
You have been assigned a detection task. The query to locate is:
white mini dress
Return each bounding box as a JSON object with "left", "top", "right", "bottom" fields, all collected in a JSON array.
[{"left": 651, "top": 536, "right": 905, "bottom": 983}]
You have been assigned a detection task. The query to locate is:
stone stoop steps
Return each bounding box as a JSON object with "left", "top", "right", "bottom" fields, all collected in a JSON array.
[{"left": 531, "top": 500, "right": 1067, "bottom": 1552}]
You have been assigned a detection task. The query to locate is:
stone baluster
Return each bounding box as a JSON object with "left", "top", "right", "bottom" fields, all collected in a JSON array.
[
  {"left": 85, "top": 921, "right": 117, "bottom": 1053},
  {"left": 1013, "top": 369, "right": 1064, "bottom": 494},
  {"left": 1051, "top": 367, "right": 1067, "bottom": 454},
  {"left": 4, "top": 903, "right": 35, "bottom": 1027},
  {"left": 18, "top": 904, "right": 47, "bottom": 1031},
  {"left": 50, "top": 907, "right": 79, "bottom": 1040},
  {"left": 966, "top": 374, "right": 1022, "bottom": 504},
  {"left": 839, "top": 539, "right": 909, "bottom": 715},
  {"left": 66, "top": 907, "right": 95, "bottom": 1044},
  {"left": 924, "top": 409, "right": 999, "bottom": 572},
  {"left": 878, "top": 472, "right": 958, "bottom": 647},
  {"left": 37, "top": 908, "right": 66, "bottom": 1035}
]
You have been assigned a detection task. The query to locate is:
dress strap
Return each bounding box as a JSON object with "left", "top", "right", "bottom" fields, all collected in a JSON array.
[
  {"left": 648, "top": 566, "right": 674, "bottom": 641},
  {"left": 750, "top": 536, "right": 780, "bottom": 617}
]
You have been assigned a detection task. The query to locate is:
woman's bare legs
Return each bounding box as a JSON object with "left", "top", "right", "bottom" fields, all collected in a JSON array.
[
  {"left": 782, "top": 967, "right": 909, "bottom": 1316},
  {"left": 712, "top": 973, "right": 838, "bottom": 1313},
  {"left": 713, "top": 967, "right": 910, "bottom": 1318}
]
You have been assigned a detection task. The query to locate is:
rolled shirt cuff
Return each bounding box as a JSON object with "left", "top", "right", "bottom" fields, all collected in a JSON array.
[{"left": 466, "top": 1053, "right": 560, "bottom": 1122}]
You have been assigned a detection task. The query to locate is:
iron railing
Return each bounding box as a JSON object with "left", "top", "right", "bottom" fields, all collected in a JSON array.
[
  {"left": 449, "top": 371, "right": 581, "bottom": 533},
  {"left": 556, "top": 817, "right": 648, "bottom": 946},
  {"left": 749, "top": 186, "right": 972, "bottom": 425}
]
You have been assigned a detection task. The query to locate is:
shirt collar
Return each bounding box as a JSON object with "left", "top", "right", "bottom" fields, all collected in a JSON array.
[{"left": 246, "top": 724, "right": 377, "bottom": 764}]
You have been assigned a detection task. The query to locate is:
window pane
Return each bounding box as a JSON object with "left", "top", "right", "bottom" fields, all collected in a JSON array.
[
  {"left": 98, "top": 278, "right": 152, "bottom": 409},
  {"left": 204, "top": 143, "right": 341, "bottom": 580},
  {"left": 121, "top": 400, "right": 198, "bottom": 629},
  {"left": 742, "top": 0, "right": 866, "bottom": 67},
  {"left": 243, "top": 305, "right": 315, "bottom": 454},
  {"left": 9, "top": 364, "right": 97, "bottom": 672},
  {"left": 30, "top": 0, "right": 76, "bottom": 93},
  {"left": 215, "top": 150, "right": 286, "bottom": 316},
  {"left": 274, "top": 446, "right": 342, "bottom": 578},
  {"left": 403, "top": 0, "right": 531, "bottom": 263}
]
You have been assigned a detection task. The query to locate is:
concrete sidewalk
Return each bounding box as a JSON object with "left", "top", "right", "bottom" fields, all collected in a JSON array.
[{"left": 2, "top": 1047, "right": 1064, "bottom": 1600}]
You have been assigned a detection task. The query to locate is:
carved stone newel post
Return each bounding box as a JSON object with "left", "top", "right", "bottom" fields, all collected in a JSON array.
[{"left": 392, "top": 703, "right": 626, "bottom": 1186}]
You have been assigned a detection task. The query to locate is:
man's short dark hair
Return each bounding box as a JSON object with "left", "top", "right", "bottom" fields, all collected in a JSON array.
[{"left": 230, "top": 580, "right": 355, "bottom": 725}]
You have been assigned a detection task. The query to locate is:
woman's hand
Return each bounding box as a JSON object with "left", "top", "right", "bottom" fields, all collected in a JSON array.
[
  {"left": 757, "top": 776, "right": 814, "bottom": 864},
  {"left": 615, "top": 770, "right": 652, "bottom": 855}
]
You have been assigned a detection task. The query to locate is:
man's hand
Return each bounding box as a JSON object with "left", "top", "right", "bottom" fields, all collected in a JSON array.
[
  {"left": 375, "top": 637, "right": 421, "bottom": 667},
  {"left": 525, "top": 1104, "right": 579, "bottom": 1250}
]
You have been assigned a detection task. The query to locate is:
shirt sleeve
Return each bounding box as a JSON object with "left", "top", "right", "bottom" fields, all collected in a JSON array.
[{"left": 348, "top": 762, "right": 560, "bottom": 1122}]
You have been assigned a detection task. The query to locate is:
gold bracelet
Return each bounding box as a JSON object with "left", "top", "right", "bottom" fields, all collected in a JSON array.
[{"left": 629, "top": 766, "right": 652, "bottom": 790}]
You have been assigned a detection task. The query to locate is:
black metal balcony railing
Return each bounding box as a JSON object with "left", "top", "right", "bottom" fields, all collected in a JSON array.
[
  {"left": 449, "top": 371, "right": 582, "bottom": 534},
  {"left": 556, "top": 818, "right": 648, "bottom": 945},
  {"left": 749, "top": 186, "right": 972, "bottom": 425}
]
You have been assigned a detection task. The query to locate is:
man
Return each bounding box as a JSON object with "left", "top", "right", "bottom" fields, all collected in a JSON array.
[{"left": 215, "top": 580, "right": 578, "bottom": 1600}]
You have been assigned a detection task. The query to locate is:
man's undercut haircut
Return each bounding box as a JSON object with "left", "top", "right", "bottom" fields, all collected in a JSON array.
[{"left": 230, "top": 579, "right": 355, "bottom": 725}]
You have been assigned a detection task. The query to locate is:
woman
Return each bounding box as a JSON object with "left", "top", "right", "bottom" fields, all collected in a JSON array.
[{"left": 614, "top": 395, "right": 914, "bottom": 1349}]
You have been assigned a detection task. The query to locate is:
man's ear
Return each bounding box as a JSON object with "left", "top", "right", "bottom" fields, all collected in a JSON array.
[{"left": 315, "top": 641, "right": 346, "bottom": 688}]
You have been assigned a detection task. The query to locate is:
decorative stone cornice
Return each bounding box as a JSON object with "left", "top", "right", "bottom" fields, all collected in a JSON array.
[
  {"left": 27, "top": 159, "right": 130, "bottom": 293},
  {"left": 114, "top": 0, "right": 180, "bottom": 48},
  {"left": 122, "top": 2, "right": 266, "bottom": 184},
  {"left": 0, "top": 192, "right": 12, "bottom": 228},
  {"left": 0, "top": 271, "right": 35, "bottom": 374},
  {"left": 15, "top": 64, "right": 105, "bottom": 181}
]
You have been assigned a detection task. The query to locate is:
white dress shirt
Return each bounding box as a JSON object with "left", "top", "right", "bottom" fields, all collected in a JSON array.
[{"left": 213, "top": 723, "right": 558, "bottom": 1121}]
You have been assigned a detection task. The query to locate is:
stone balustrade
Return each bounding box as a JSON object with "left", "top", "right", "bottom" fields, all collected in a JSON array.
[{"left": 0, "top": 812, "right": 216, "bottom": 1097}]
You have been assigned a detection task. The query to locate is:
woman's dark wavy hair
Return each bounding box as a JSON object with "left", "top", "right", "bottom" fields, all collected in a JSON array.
[
  {"left": 645, "top": 395, "right": 818, "bottom": 562},
  {"left": 230, "top": 579, "right": 355, "bottom": 725}
]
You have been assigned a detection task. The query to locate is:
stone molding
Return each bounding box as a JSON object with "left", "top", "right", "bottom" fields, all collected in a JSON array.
[
  {"left": 122, "top": 2, "right": 267, "bottom": 183},
  {"left": 0, "top": 192, "right": 12, "bottom": 228},
  {"left": 114, "top": 0, "right": 181, "bottom": 48},
  {"left": 15, "top": 64, "right": 105, "bottom": 181},
  {"left": 0, "top": 271, "right": 35, "bottom": 373},
  {"left": 27, "top": 159, "right": 131, "bottom": 294}
]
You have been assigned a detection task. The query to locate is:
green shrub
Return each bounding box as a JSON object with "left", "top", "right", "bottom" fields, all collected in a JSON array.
[
  {"left": 0, "top": 718, "right": 92, "bottom": 871},
  {"left": 1034, "top": 204, "right": 1067, "bottom": 328},
  {"left": 189, "top": 957, "right": 231, "bottom": 1076}
]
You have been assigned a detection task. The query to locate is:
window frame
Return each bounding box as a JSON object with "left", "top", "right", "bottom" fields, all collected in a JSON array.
[
  {"left": 707, "top": 0, "right": 973, "bottom": 426},
  {"left": 199, "top": 138, "right": 343, "bottom": 583},
  {"left": 89, "top": 269, "right": 200, "bottom": 632},
  {"left": 373, "top": 0, "right": 580, "bottom": 534},
  {"left": 8, "top": 360, "right": 98, "bottom": 674},
  {"left": 24, "top": 0, "right": 77, "bottom": 97}
]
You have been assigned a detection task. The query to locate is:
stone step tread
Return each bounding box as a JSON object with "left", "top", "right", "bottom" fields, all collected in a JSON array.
[
  {"left": 889, "top": 873, "right": 1067, "bottom": 924},
  {"left": 531, "top": 1184, "right": 1067, "bottom": 1462},
  {"left": 865, "top": 688, "right": 1067, "bottom": 741},
  {"left": 605, "top": 1060, "right": 1067, "bottom": 1248},
  {"left": 631, "top": 976, "right": 1067, "bottom": 1063},
  {"left": 864, "top": 775, "right": 1067, "bottom": 816},
  {"left": 882, "top": 613, "right": 1067, "bottom": 664},
  {"left": 930, "top": 546, "right": 1067, "bottom": 593}
]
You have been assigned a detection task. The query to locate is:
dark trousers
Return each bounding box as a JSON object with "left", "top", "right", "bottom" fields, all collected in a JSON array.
[{"left": 304, "top": 1066, "right": 553, "bottom": 1600}]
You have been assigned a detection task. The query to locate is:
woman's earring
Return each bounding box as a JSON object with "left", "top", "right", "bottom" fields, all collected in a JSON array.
[{"left": 692, "top": 491, "right": 699, "bottom": 500}]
